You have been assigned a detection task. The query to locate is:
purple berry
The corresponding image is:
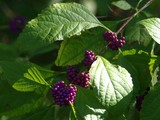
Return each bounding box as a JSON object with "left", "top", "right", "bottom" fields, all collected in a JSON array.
[
  {"left": 67, "top": 66, "right": 80, "bottom": 83},
  {"left": 136, "top": 87, "right": 150, "bottom": 111},
  {"left": 103, "top": 31, "right": 125, "bottom": 50},
  {"left": 74, "top": 72, "right": 90, "bottom": 88},
  {"left": 82, "top": 50, "right": 96, "bottom": 67},
  {"left": 9, "top": 16, "right": 27, "bottom": 33},
  {"left": 50, "top": 81, "right": 77, "bottom": 106},
  {"left": 136, "top": 95, "right": 144, "bottom": 111}
]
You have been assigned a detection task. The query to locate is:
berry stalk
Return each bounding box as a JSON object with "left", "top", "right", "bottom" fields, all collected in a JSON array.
[{"left": 70, "top": 101, "right": 78, "bottom": 120}]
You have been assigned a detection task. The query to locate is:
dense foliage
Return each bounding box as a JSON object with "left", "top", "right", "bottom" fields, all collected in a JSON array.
[{"left": 0, "top": 0, "right": 160, "bottom": 120}]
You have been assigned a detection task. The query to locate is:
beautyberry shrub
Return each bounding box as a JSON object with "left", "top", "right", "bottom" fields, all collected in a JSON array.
[
  {"left": 103, "top": 31, "right": 125, "bottom": 50},
  {"left": 50, "top": 81, "right": 77, "bottom": 106}
]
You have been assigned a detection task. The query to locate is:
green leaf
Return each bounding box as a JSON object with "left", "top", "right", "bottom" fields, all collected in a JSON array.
[
  {"left": 89, "top": 56, "right": 133, "bottom": 116},
  {"left": 0, "top": 97, "right": 44, "bottom": 119},
  {"left": 0, "top": 77, "right": 44, "bottom": 119},
  {"left": 117, "top": 49, "right": 152, "bottom": 93},
  {"left": 55, "top": 30, "right": 106, "bottom": 66},
  {"left": 75, "top": 87, "right": 107, "bottom": 120},
  {"left": 13, "top": 66, "right": 51, "bottom": 92},
  {"left": 12, "top": 78, "right": 41, "bottom": 92},
  {"left": 126, "top": 24, "right": 152, "bottom": 46},
  {"left": 21, "top": 107, "right": 55, "bottom": 120},
  {"left": 54, "top": 106, "right": 72, "bottom": 120},
  {"left": 141, "top": 84, "right": 160, "bottom": 120},
  {"left": 139, "top": 18, "right": 160, "bottom": 44},
  {"left": 0, "top": 61, "right": 51, "bottom": 92},
  {"left": 24, "top": 67, "right": 50, "bottom": 87},
  {"left": 0, "top": 43, "right": 18, "bottom": 61},
  {"left": 112, "top": 0, "right": 132, "bottom": 10},
  {"left": 0, "top": 61, "right": 29, "bottom": 85},
  {"left": 17, "top": 3, "right": 105, "bottom": 44},
  {"left": 117, "top": 53, "right": 140, "bottom": 94},
  {"left": 14, "top": 40, "right": 58, "bottom": 57}
]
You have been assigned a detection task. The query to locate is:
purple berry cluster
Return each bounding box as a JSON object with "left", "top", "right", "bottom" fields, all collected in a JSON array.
[
  {"left": 67, "top": 66, "right": 79, "bottom": 83},
  {"left": 82, "top": 50, "right": 96, "bottom": 67},
  {"left": 67, "top": 66, "right": 90, "bottom": 88},
  {"left": 66, "top": 50, "right": 96, "bottom": 88},
  {"left": 50, "top": 81, "right": 77, "bottom": 106},
  {"left": 75, "top": 72, "right": 90, "bottom": 88},
  {"left": 103, "top": 31, "right": 125, "bottom": 50},
  {"left": 51, "top": 50, "right": 95, "bottom": 106},
  {"left": 9, "top": 16, "right": 27, "bottom": 33}
]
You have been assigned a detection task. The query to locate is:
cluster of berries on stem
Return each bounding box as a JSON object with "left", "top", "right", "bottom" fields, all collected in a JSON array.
[
  {"left": 51, "top": 50, "right": 96, "bottom": 106},
  {"left": 67, "top": 67, "right": 90, "bottom": 88},
  {"left": 50, "top": 81, "right": 77, "bottom": 106},
  {"left": 82, "top": 50, "right": 96, "bottom": 68},
  {"left": 67, "top": 50, "right": 96, "bottom": 88},
  {"left": 103, "top": 31, "right": 125, "bottom": 50}
]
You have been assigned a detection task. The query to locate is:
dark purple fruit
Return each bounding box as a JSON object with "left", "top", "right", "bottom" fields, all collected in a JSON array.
[{"left": 50, "top": 81, "right": 77, "bottom": 106}]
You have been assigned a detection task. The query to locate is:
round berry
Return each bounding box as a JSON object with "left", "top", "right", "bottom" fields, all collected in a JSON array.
[
  {"left": 50, "top": 81, "right": 77, "bottom": 106},
  {"left": 136, "top": 95, "right": 144, "bottom": 111},
  {"left": 9, "top": 16, "right": 27, "bottom": 33}
]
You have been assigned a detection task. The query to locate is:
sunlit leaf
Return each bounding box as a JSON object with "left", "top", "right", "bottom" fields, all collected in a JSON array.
[
  {"left": 139, "top": 18, "right": 160, "bottom": 44},
  {"left": 17, "top": 3, "right": 105, "bottom": 45},
  {"left": 89, "top": 56, "right": 133, "bottom": 116},
  {"left": 112, "top": 0, "right": 132, "bottom": 10}
]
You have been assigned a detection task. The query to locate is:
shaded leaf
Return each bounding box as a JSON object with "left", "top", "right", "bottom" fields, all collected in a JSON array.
[
  {"left": 55, "top": 31, "right": 105, "bottom": 66},
  {"left": 141, "top": 84, "right": 160, "bottom": 120},
  {"left": 126, "top": 24, "right": 152, "bottom": 46},
  {"left": 75, "top": 87, "right": 107, "bottom": 120}
]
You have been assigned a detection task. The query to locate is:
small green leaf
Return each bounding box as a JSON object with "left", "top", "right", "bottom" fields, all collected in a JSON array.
[
  {"left": 112, "top": 0, "right": 132, "bottom": 10},
  {"left": 139, "top": 18, "right": 160, "bottom": 44},
  {"left": 12, "top": 78, "right": 41, "bottom": 92},
  {"left": 89, "top": 56, "right": 133, "bottom": 116},
  {"left": 0, "top": 61, "right": 53, "bottom": 92},
  {"left": 141, "top": 84, "right": 160, "bottom": 120},
  {"left": 55, "top": 31, "right": 105, "bottom": 66},
  {"left": 24, "top": 67, "right": 50, "bottom": 87},
  {"left": 17, "top": 3, "right": 105, "bottom": 44}
]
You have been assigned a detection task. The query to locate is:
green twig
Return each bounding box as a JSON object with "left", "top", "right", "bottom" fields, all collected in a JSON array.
[{"left": 70, "top": 101, "right": 78, "bottom": 120}]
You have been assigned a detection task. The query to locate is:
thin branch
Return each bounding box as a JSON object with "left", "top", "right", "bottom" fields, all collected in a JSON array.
[{"left": 116, "top": 0, "right": 154, "bottom": 34}]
